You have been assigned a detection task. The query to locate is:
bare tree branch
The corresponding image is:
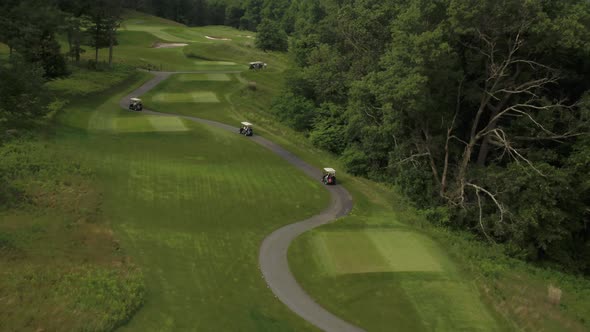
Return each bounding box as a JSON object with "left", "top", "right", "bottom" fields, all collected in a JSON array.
[
  {"left": 488, "top": 128, "right": 546, "bottom": 176},
  {"left": 466, "top": 183, "right": 506, "bottom": 243},
  {"left": 396, "top": 152, "right": 430, "bottom": 165}
]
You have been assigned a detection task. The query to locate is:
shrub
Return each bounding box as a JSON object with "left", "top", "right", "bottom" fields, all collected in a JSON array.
[
  {"left": 255, "top": 19, "right": 288, "bottom": 52},
  {"left": 271, "top": 92, "right": 316, "bottom": 131},
  {"left": 339, "top": 145, "right": 369, "bottom": 176}
]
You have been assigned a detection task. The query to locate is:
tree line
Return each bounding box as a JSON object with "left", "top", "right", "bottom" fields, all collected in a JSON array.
[
  {"left": 124, "top": 0, "right": 294, "bottom": 50},
  {"left": 126, "top": 0, "right": 288, "bottom": 31},
  {"left": 267, "top": 0, "right": 590, "bottom": 274}
]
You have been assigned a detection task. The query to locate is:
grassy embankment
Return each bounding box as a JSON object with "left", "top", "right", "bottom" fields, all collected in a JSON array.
[{"left": 0, "top": 66, "right": 147, "bottom": 332}]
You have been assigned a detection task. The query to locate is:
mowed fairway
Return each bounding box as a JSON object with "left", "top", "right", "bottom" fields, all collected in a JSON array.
[
  {"left": 142, "top": 73, "right": 243, "bottom": 124},
  {"left": 56, "top": 72, "right": 330, "bottom": 331}
]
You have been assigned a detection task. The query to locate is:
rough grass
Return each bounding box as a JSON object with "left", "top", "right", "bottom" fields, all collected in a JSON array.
[
  {"left": 46, "top": 65, "right": 136, "bottom": 97},
  {"left": 0, "top": 139, "right": 144, "bottom": 332},
  {"left": 426, "top": 227, "right": 590, "bottom": 332}
]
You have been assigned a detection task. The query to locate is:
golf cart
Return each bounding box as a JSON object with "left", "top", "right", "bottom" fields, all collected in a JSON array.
[
  {"left": 239, "top": 121, "right": 253, "bottom": 136},
  {"left": 322, "top": 168, "right": 337, "bottom": 185},
  {"left": 129, "top": 98, "right": 143, "bottom": 111},
  {"left": 249, "top": 61, "right": 267, "bottom": 70}
]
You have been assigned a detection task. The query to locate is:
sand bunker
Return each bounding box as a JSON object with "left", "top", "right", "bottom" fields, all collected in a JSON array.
[
  {"left": 152, "top": 42, "right": 188, "bottom": 48},
  {"left": 205, "top": 35, "right": 231, "bottom": 41}
]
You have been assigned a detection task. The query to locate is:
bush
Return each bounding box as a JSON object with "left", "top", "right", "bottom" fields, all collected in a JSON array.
[
  {"left": 271, "top": 92, "right": 316, "bottom": 131},
  {"left": 0, "top": 57, "right": 49, "bottom": 129},
  {"left": 339, "top": 145, "right": 369, "bottom": 176},
  {"left": 309, "top": 104, "right": 347, "bottom": 154},
  {"left": 255, "top": 19, "right": 288, "bottom": 51}
]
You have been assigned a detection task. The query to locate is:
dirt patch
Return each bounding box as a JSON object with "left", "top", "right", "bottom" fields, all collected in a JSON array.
[
  {"left": 152, "top": 42, "right": 188, "bottom": 48},
  {"left": 205, "top": 35, "right": 231, "bottom": 41}
]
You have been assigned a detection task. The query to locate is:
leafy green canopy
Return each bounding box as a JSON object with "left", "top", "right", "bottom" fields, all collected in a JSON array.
[{"left": 276, "top": 0, "right": 590, "bottom": 273}]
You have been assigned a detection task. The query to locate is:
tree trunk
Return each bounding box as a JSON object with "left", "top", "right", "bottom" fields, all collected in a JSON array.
[
  {"left": 67, "top": 30, "right": 73, "bottom": 61},
  {"left": 108, "top": 29, "right": 114, "bottom": 67},
  {"left": 95, "top": 46, "right": 99, "bottom": 63},
  {"left": 73, "top": 27, "right": 81, "bottom": 63},
  {"left": 455, "top": 139, "right": 476, "bottom": 202},
  {"left": 75, "top": 35, "right": 81, "bottom": 63},
  {"left": 476, "top": 95, "right": 512, "bottom": 166}
]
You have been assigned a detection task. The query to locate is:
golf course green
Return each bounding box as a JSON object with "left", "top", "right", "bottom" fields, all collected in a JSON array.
[{"left": 5, "top": 9, "right": 587, "bottom": 332}]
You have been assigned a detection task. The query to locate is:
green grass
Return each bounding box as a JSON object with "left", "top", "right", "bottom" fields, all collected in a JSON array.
[
  {"left": 142, "top": 73, "right": 244, "bottom": 124},
  {"left": 0, "top": 138, "right": 144, "bottom": 332},
  {"left": 0, "top": 42, "right": 8, "bottom": 60},
  {"left": 132, "top": 43, "right": 515, "bottom": 330},
  {"left": 290, "top": 224, "right": 508, "bottom": 331},
  {"left": 50, "top": 64, "right": 330, "bottom": 331},
  {"left": 47, "top": 65, "right": 137, "bottom": 97},
  {"left": 311, "top": 230, "right": 446, "bottom": 274},
  {"left": 65, "top": 10, "right": 266, "bottom": 71},
  {"left": 120, "top": 13, "right": 590, "bottom": 331},
  {"left": 134, "top": 33, "right": 513, "bottom": 331}
]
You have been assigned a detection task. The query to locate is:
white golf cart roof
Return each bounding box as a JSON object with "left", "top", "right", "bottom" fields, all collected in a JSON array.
[
  {"left": 323, "top": 168, "right": 336, "bottom": 174},
  {"left": 249, "top": 61, "right": 264, "bottom": 65},
  {"left": 241, "top": 121, "right": 253, "bottom": 126},
  {"left": 130, "top": 98, "right": 141, "bottom": 102}
]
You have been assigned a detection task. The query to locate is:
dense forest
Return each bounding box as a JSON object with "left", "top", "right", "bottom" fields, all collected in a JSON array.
[
  {"left": 2, "top": 0, "right": 589, "bottom": 275},
  {"left": 273, "top": 0, "right": 590, "bottom": 274}
]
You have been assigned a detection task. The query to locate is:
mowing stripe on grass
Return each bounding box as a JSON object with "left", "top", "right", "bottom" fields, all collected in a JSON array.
[
  {"left": 313, "top": 231, "right": 389, "bottom": 275},
  {"left": 153, "top": 92, "right": 220, "bottom": 103},
  {"left": 177, "top": 73, "right": 231, "bottom": 81},
  {"left": 366, "top": 230, "right": 444, "bottom": 273},
  {"left": 116, "top": 116, "right": 155, "bottom": 132},
  {"left": 147, "top": 116, "right": 188, "bottom": 132},
  {"left": 194, "top": 60, "right": 237, "bottom": 66},
  {"left": 312, "top": 230, "right": 444, "bottom": 275}
]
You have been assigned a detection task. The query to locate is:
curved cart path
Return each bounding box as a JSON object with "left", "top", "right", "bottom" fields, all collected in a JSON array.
[{"left": 119, "top": 72, "right": 363, "bottom": 332}]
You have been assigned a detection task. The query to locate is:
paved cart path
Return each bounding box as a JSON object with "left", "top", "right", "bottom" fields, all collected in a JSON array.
[{"left": 119, "top": 72, "right": 362, "bottom": 332}]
